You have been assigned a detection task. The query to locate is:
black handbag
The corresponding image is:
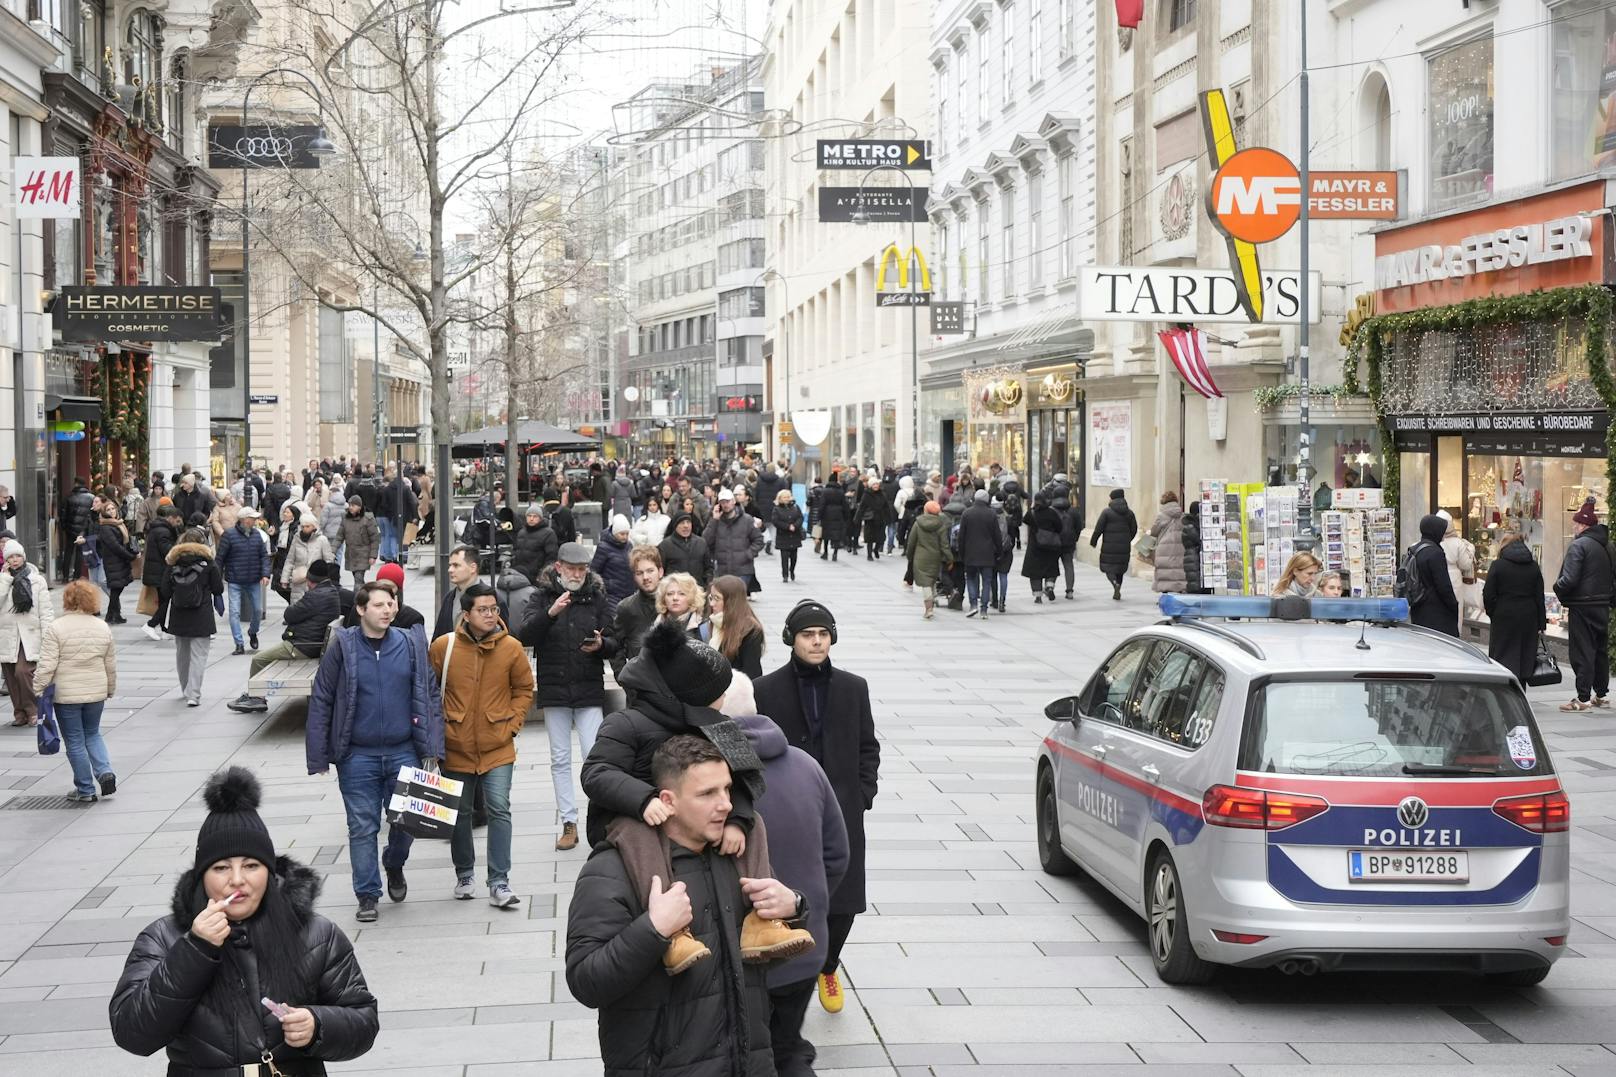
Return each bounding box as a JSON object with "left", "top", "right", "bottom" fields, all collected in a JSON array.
[
  {"left": 1525, "top": 633, "right": 1562, "bottom": 687},
  {"left": 1034, "top": 528, "right": 1063, "bottom": 551}
]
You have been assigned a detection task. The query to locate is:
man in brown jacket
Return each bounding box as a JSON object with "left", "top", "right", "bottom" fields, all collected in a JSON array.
[{"left": 429, "top": 581, "right": 535, "bottom": 908}]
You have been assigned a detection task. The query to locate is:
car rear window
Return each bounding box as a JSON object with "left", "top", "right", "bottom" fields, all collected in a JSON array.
[{"left": 1240, "top": 677, "right": 1553, "bottom": 778}]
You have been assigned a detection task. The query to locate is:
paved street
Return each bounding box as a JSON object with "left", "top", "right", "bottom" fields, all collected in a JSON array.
[{"left": 6, "top": 549, "right": 1616, "bottom": 1075}]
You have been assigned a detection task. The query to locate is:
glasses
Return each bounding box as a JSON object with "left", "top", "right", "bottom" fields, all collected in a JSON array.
[{"left": 470, "top": 604, "right": 499, "bottom": 615}]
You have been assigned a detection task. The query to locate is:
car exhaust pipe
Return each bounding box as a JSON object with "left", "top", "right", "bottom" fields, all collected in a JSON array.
[
  {"left": 1277, "top": 960, "right": 1298, "bottom": 975},
  {"left": 1297, "top": 959, "right": 1320, "bottom": 976},
  {"left": 1277, "top": 958, "right": 1321, "bottom": 976}
]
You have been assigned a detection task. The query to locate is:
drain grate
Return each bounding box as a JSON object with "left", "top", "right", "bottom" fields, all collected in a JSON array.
[{"left": 0, "top": 794, "right": 92, "bottom": 811}]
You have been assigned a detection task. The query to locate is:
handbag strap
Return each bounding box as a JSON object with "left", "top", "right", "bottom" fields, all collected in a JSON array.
[{"left": 440, "top": 627, "right": 455, "bottom": 705}]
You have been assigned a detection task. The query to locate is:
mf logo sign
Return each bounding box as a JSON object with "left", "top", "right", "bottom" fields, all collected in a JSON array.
[
  {"left": 1210, "top": 148, "right": 1302, "bottom": 243},
  {"left": 874, "top": 245, "right": 931, "bottom": 307},
  {"left": 1200, "top": 90, "right": 1267, "bottom": 323}
]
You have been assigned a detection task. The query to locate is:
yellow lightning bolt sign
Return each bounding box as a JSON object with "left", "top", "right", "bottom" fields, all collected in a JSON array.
[{"left": 1199, "top": 88, "right": 1263, "bottom": 324}]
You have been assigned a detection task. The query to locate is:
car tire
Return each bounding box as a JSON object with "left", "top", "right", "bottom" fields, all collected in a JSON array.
[
  {"left": 1484, "top": 964, "right": 1551, "bottom": 987},
  {"left": 1146, "top": 851, "right": 1217, "bottom": 985},
  {"left": 1036, "top": 769, "right": 1080, "bottom": 877}
]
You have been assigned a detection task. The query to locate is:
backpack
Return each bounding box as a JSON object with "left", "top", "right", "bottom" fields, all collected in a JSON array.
[
  {"left": 948, "top": 520, "right": 963, "bottom": 556},
  {"left": 1397, "top": 541, "right": 1430, "bottom": 607},
  {"left": 1004, "top": 491, "right": 1024, "bottom": 521},
  {"left": 170, "top": 560, "right": 209, "bottom": 610}
]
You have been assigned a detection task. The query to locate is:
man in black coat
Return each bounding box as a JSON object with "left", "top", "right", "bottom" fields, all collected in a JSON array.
[
  {"left": 752, "top": 600, "right": 878, "bottom": 1016},
  {"left": 60, "top": 477, "right": 95, "bottom": 581},
  {"left": 511, "top": 505, "right": 559, "bottom": 583},
  {"left": 1408, "top": 513, "right": 1460, "bottom": 638},
  {"left": 566, "top": 735, "right": 801, "bottom": 1077},
  {"left": 433, "top": 545, "right": 508, "bottom": 641},
  {"left": 604, "top": 546, "right": 663, "bottom": 679},
  {"left": 1089, "top": 489, "right": 1138, "bottom": 601},
  {"left": 957, "top": 489, "right": 1004, "bottom": 620},
  {"left": 264, "top": 471, "right": 294, "bottom": 544},
  {"left": 519, "top": 542, "right": 611, "bottom": 852},
  {"left": 141, "top": 505, "right": 183, "bottom": 640},
  {"left": 1555, "top": 498, "right": 1614, "bottom": 709}
]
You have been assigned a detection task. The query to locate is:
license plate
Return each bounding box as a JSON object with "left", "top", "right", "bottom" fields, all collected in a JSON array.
[{"left": 1348, "top": 850, "right": 1469, "bottom": 883}]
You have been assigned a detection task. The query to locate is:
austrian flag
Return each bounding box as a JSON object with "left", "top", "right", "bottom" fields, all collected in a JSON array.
[{"left": 1157, "top": 327, "right": 1223, "bottom": 400}]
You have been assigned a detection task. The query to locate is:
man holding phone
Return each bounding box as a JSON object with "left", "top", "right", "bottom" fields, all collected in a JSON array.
[{"left": 521, "top": 542, "right": 613, "bottom": 851}]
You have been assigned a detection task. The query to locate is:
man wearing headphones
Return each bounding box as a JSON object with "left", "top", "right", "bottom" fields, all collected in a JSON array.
[{"left": 752, "top": 600, "right": 880, "bottom": 1016}]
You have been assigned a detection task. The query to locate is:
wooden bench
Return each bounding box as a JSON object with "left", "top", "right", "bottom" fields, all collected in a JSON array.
[{"left": 247, "top": 659, "right": 321, "bottom": 700}]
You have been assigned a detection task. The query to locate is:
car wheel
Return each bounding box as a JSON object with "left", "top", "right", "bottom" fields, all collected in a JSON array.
[
  {"left": 1036, "top": 770, "right": 1080, "bottom": 877},
  {"left": 1484, "top": 964, "right": 1551, "bottom": 988},
  {"left": 1146, "top": 851, "right": 1217, "bottom": 985}
]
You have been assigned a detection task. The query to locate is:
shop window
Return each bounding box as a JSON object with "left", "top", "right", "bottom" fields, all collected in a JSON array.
[
  {"left": 1428, "top": 35, "right": 1494, "bottom": 210},
  {"left": 1550, "top": 1, "right": 1616, "bottom": 181},
  {"left": 1165, "top": 0, "right": 1195, "bottom": 33}
]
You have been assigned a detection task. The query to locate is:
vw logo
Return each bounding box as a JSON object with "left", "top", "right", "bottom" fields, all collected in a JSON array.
[
  {"left": 233, "top": 137, "right": 294, "bottom": 159},
  {"left": 1396, "top": 796, "right": 1430, "bottom": 829}
]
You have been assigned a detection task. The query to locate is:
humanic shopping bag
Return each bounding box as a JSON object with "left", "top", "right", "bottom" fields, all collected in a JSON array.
[{"left": 385, "top": 766, "right": 464, "bottom": 839}]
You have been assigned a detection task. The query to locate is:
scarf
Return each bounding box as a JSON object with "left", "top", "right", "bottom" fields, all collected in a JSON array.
[
  {"left": 790, "top": 653, "right": 832, "bottom": 754},
  {"left": 8, "top": 564, "right": 31, "bottom": 614}
]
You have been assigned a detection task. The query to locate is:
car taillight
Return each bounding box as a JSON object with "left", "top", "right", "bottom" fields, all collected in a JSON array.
[
  {"left": 1492, "top": 791, "right": 1570, "bottom": 833},
  {"left": 1202, "top": 785, "right": 1330, "bottom": 830},
  {"left": 1212, "top": 930, "right": 1269, "bottom": 944}
]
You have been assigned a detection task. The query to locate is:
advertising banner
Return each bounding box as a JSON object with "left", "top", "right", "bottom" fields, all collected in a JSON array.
[
  {"left": 206, "top": 124, "right": 329, "bottom": 170},
  {"left": 816, "top": 139, "right": 930, "bottom": 170},
  {"left": 14, "top": 157, "right": 80, "bottom": 219},
  {"left": 55, "top": 287, "right": 226, "bottom": 343},
  {"left": 1088, "top": 401, "right": 1132, "bottom": 488},
  {"left": 1077, "top": 266, "right": 1321, "bottom": 323},
  {"left": 818, "top": 186, "right": 928, "bottom": 223}
]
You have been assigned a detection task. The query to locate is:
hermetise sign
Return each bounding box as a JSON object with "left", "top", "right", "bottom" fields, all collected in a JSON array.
[
  {"left": 55, "top": 287, "right": 225, "bottom": 342},
  {"left": 1374, "top": 215, "right": 1593, "bottom": 290},
  {"left": 1077, "top": 266, "right": 1322, "bottom": 324}
]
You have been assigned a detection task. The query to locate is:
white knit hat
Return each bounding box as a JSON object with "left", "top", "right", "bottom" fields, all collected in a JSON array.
[
  {"left": 611, "top": 513, "right": 630, "bottom": 534},
  {"left": 2, "top": 540, "right": 22, "bottom": 561}
]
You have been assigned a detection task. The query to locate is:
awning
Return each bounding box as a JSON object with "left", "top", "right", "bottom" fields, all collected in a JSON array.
[
  {"left": 47, "top": 395, "right": 103, "bottom": 424},
  {"left": 451, "top": 419, "right": 602, "bottom": 460}
]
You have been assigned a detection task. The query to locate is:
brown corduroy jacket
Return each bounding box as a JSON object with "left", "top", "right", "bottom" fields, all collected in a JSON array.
[{"left": 429, "top": 619, "right": 534, "bottom": 775}]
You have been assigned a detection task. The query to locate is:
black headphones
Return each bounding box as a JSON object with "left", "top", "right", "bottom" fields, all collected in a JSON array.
[{"left": 781, "top": 599, "right": 838, "bottom": 646}]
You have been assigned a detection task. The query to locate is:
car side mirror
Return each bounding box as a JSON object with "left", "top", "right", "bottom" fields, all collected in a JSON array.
[{"left": 1044, "top": 695, "right": 1080, "bottom": 723}]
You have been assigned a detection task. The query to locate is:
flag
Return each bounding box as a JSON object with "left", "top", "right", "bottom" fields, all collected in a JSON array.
[
  {"left": 1116, "top": 0, "right": 1144, "bottom": 28},
  {"left": 1157, "top": 328, "right": 1223, "bottom": 399}
]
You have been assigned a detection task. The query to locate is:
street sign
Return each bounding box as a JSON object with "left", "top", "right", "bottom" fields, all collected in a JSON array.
[
  {"left": 931, "top": 301, "right": 967, "bottom": 335},
  {"left": 816, "top": 139, "right": 931, "bottom": 170},
  {"left": 249, "top": 394, "right": 279, "bottom": 405},
  {"left": 818, "top": 187, "right": 929, "bottom": 223},
  {"left": 874, "top": 244, "right": 932, "bottom": 307}
]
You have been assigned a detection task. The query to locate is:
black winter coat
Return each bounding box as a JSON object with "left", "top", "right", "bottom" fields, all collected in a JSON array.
[
  {"left": 159, "top": 542, "right": 224, "bottom": 638},
  {"left": 752, "top": 657, "right": 879, "bottom": 914},
  {"left": 1182, "top": 507, "right": 1204, "bottom": 593},
  {"left": 705, "top": 509, "right": 764, "bottom": 580},
  {"left": 604, "top": 588, "right": 658, "bottom": 678},
  {"left": 957, "top": 502, "right": 1004, "bottom": 568},
  {"left": 565, "top": 844, "right": 775, "bottom": 1077},
  {"left": 591, "top": 532, "right": 636, "bottom": 613},
  {"left": 1410, "top": 515, "right": 1460, "bottom": 635},
  {"left": 285, "top": 581, "right": 350, "bottom": 657},
  {"left": 511, "top": 520, "right": 559, "bottom": 583},
  {"left": 109, "top": 856, "right": 378, "bottom": 1075},
  {"left": 818, "top": 488, "right": 850, "bottom": 543},
  {"left": 771, "top": 502, "right": 805, "bottom": 550},
  {"left": 1483, "top": 541, "right": 1546, "bottom": 682},
  {"left": 1556, "top": 523, "right": 1616, "bottom": 608},
  {"left": 1022, "top": 505, "right": 1064, "bottom": 580},
  {"left": 659, "top": 528, "right": 711, "bottom": 586},
  {"left": 63, "top": 485, "right": 95, "bottom": 538},
  {"left": 97, "top": 522, "right": 138, "bottom": 590},
  {"left": 1089, "top": 495, "right": 1138, "bottom": 577},
  {"left": 519, "top": 566, "right": 611, "bottom": 708},
  {"left": 579, "top": 652, "right": 758, "bottom": 848},
  {"left": 142, "top": 519, "right": 179, "bottom": 586}
]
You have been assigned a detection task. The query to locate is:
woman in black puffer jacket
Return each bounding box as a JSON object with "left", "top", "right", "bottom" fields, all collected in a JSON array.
[
  {"left": 110, "top": 767, "right": 378, "bottom": 1075},
  {"left": 96, "top": 506, "right": 139, "bottom": 624}
]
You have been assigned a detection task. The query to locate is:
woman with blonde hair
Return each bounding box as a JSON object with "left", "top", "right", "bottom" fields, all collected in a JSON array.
[
  {"left": 705, "top": 574, "right": 765, "bottom": 678},
  {"left": 655, "top": 572, "right": 706, "bottom": 634},
  {"left": 33, "top": 580, "right": 116, "bottom": 801},
  {"left": 1273, "top": 552, "right": 1323, "bottom": 598}
]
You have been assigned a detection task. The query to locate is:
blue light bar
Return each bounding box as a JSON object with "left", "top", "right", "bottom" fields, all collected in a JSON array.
[{"left": 1158, "top": 594, "right": 1409, "bottom": 622}]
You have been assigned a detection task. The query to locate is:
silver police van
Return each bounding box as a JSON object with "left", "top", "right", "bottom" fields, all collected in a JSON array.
[{"left": 1035, "top": 595, "right": 1570, "bottom": 985}]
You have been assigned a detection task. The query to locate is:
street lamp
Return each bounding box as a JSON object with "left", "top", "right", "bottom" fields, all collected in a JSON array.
[
  {"left": 850, "top": 163, "right": 920, "bottom": 467},
  {"left": 239, "top": 68, "right": 335, "bottom": 468}
]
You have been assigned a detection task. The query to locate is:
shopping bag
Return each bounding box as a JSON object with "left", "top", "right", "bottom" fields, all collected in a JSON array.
[
  {"left": 136, "top": 585, "right": 158, "bottom": 616},
  {"left": 384, "top": 765, "right": 464, "bottom": 839},
  {"left": 35, "top": 685, "right": 59, "bottom": 756},
  {"left": 402, "top": 520, "right": 419, "bottom": 546},
  {"left": 1134, "top": 534, "right": 1158, "bottom": 564},
  {"left": 1525, "top": 633, "right": 1563, "bottom": 688}
]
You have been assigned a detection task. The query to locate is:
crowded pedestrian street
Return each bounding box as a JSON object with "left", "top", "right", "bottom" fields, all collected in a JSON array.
[{"left": 0, "top": 545, "right": 1609, "bottom": 1076}]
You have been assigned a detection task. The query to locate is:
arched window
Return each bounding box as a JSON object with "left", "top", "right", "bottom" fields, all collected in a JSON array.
[
  {"left": 1359, "top": 72, "right": 1393, "bottom": 172},
  {"left": 166, "top": 52, "right": 186, "bottom": 146}
]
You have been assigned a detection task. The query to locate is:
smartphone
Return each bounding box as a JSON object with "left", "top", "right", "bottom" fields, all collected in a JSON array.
[{"left": 261, "top": 997, "right": 290, "bottom": 1019}]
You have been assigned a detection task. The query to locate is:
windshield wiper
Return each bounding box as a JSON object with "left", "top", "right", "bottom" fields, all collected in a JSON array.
[{"left": 1401, "top": 762, "right": 1497, "bottom": 776}]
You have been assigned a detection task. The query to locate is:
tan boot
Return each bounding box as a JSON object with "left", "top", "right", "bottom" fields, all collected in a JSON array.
[
  {"left": 664, "top": 928, "right": 711, "bottom": 975},
  {"left": 740, "top": 911, "right": 815, "bottom": 963},
  {"left": 555, "top": 822, "right": 578, "bottom": 851}
]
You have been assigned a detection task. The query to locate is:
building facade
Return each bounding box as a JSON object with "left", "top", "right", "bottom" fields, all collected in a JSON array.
[
  {"left": 763, "top": 0, "right": 934, "bottom": 474},
  {"left": 612, "top": 59, "right": 767, "bottom": 460},
  {"left": 920, "top": 0, "right": 1098, "bottom": 491}
]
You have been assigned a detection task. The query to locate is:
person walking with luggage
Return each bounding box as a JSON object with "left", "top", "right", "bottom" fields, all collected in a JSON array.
[
  {"left": 1483, "top": 531, "right": 1546, "bottom": 685},
  {"left": 1089, "top": 489, "right": 1138, "bottom": 601},
  {"left": 110, "top": 767, "right": 380, "bottom": 1074},
  {"left": 430, "top": 583, "right": 534, "bottom": 907},
  {"left": 217, "top": 506, "right": 270, "bottom": 655},
  {"left": 307, "top": 583, "right": 445, "bottom": 922},
  {"left": 753, "top": 600, "right": 880, "bottom": 1015},
  {"left": 520, "top": 542, "right": 612, "bottom": 852},
  {"left": 1556, "top": 497, "right": 1614, "bottom": 711},
  {"left": 32, "top": 579, "right": 116, "bottom": 801},
  {"left": 162, "top": 529, "right": 224, "bottom": 708},
  {"left": 0, "top": 540, "right": 51, "bottom": 726}
]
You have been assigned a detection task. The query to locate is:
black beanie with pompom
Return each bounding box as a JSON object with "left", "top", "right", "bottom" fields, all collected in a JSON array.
[
  {"left": 194, "top": 766, "right": 276, "bottom": 871},
  {"left": 644, "top": 618, "right": 733, "bottom": 707}
]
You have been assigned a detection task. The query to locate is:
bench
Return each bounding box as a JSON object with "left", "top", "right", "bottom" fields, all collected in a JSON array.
[{"left": 247, "top": 659, "right": 321, "bottom": 701}]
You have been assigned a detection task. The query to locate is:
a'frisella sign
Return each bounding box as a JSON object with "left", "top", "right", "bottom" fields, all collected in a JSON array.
[{"left": 1077, "top": 266, "right": 1322, "bottom": 324}]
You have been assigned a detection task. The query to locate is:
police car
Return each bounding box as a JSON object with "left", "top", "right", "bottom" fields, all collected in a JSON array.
[{"left": 1035, "top": 595, "right": 1570, "bottom": 985}]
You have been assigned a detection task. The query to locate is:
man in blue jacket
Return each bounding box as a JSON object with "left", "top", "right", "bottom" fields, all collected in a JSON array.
[
  {"left": 216, "top": 506, "right": 270, "bottom": 655},
  {"left": 307, "top": 582, "right": 446, "bottom": 923}
]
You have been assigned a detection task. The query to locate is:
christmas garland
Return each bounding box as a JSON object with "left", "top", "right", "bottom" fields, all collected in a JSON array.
[
  {"left": 1251, "top": 383, "right": 1362, "bottom": 412},
  {"left": 96, "top": 354, "right": 151, "bottom": 474}
]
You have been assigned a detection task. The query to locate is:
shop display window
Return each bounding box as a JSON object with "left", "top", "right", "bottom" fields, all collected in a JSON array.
[
  {"left": 1550, "top": 0, "right": 1616, "bottom": 181},
  {"left": 969, "top": 425, "right": 1026, "bottom": 480},
  {"left": 1428, "top": 34, "right": 1494, "bottom": 210},
  {"left": 1264, "top": 424, "right": 1383, "bottom": 504},
  {"left": 1030, "top": 408, "right": 1082, "bottom": 492},
  {"left": 1464, "top": 452, "right": 1605, "bottom": 604}
]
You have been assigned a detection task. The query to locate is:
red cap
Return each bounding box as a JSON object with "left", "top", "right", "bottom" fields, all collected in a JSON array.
[{"left": 376, "top": 562, "right": 406, "bottom": 589}]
